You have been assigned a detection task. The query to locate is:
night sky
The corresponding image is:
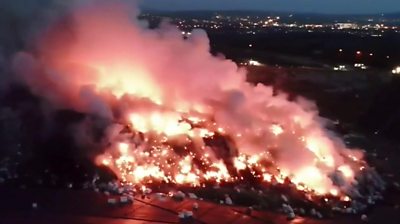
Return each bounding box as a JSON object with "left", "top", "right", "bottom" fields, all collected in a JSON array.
[{"left": 139, "top": 0, "right": 400, "bottom": 14}]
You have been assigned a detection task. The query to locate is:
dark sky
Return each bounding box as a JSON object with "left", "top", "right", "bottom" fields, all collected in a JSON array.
[{"left": 139, "top": 0, "right": 400, "bottom": 14}]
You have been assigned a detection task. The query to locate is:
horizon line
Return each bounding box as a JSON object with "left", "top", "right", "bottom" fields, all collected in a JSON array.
[{"left": 140, "top": 8, "right": 400, "bottom": 16}]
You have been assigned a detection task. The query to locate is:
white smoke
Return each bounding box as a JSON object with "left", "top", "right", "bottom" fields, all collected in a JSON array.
[{"left": 10, "top": 0, "right": 364, "bottom": 194}]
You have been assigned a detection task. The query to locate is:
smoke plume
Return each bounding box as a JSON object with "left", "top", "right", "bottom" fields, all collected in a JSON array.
[{"left": 10, "top": 1, "right": 364, "bottom": 196}]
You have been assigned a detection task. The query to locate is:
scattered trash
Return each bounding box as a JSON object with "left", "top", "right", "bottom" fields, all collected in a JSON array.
[
  {"left": 120, "top": 196, "right": 131, "bottom": 204},
  {"left": 172, "top": 191, "right": 185, "bottom": 201},
  {"left": 310, "top": 208, "right": 317, "bottom": 216},
  {"left": 178, "top": 210, "right": 194, "bottom": 221},
  {"left": 287, "top": 212, "right": 296, "bottom": 220},
  {"left": 188, "top": 193, "right": 198, "bottom": 199},
  {"left": 117, "top": 188, "right": 124, "bottom": 194},
  {"left": 144, "top": 188, "right": 152, "bottom": 194},
  {"left": 281, "top": 194, "right": 288, "bottom": 202},
  {"left": 107, "top": 198, "right": 117, "bottom": 205},
  {"left": 225, "top": 194, "right": 233, "bottom": 205},
  {"left": 361, "top": 214, "right": 368, "bottom": 222},
  {"left": 156, "top": 193, "right": 167, "bottom": 201},
  {"left": 234, "top": 187, "right": 241, "bottom": 193}
]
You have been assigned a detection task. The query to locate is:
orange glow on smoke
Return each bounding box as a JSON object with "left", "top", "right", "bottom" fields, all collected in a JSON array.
[{"left": 16, "top": 2, "right": 367, "bottom": 201}]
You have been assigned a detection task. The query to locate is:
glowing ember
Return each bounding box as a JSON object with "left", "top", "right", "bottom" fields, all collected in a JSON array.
[
  {"left": 12, "top": 2, "right": 371, "bottom": 202},
  {"left": 270, "top": 124, "right": 284, "bottom": 136}
]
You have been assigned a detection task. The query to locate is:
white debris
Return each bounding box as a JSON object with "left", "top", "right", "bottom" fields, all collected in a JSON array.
[
  {"left": 345, "top": 207, "right": 354, "bottom": 214},
  {"left": 332, "top": 207, "right": 341, "bottom": 212},
  {"left": 287, "top": 212, "right": 296, "bottom": 220},
  {"left": 120, "top": 196, "right": 130, "bottom": 204},
  {"left": 361, "top": 214, "right": 368, "bottom": 222},
  {"left": 316, "top": 212, "right": 323, "bottom": 219},
  {"left": 219, "top": 200, "right": 224, "bottom": 204},
  {"left": 282, "top": 204, "right": 294, "bottom": 214},
  {"left": 104, "top": 191, "right": 110, "bottom": 196},
  {"left": 310, "top": 208, "right": 317, "bottom": 216},
  {"left": 118, "top": 187, "right": 124, "bottom": 194},
  {"left": 188, "top": 193, "right": 198, "bottom": 199},
  {"left": 281, "top": 194, "right": 288, "bottom": 202},
  {"left": 367, "top": 197, "right": 375, "bottom": 205},
  {"left": 193, "top": 202, "right": 199, "bottom": 210},
  {"left": 32, "top": 202, "right": 38, "bottom": 209},
  {"left": 67, "top": 183, "right": 73, "bottom": 189},
  {"left": 144, "top": 188, "right": 152, "bottom": 194},
  {"left": 178, "top": 212, "right": 186, "bottom": 219},
  {"left": 173, "top": 191, "right": 185, "bottom": 200},
  {"left": 155, "top": 193, "right": 167, "bottom": 201},
  {"left": 225, "top": 195, "right": 233, "bottom": 205},
  {"left": 107, "top": 198, "right": 117, "bottom": 205},
  {"left": 178, "top": 210, "right": 193, "bottom": 219}
]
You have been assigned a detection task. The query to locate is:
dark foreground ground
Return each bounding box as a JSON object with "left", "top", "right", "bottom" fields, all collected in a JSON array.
[{"left": 0, "top": 186, "right": 398, "bottom": 224}]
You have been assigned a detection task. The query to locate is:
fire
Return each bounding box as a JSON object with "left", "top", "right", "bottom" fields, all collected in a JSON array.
[
  {"left": 338, "top": 165, "right": 354, "bottom": 179},
  {"left": 128, "top": 112, "right": 192, "bottom": 136},
  {"left": 270, "top": 124, "right": 284, "bottom": 136},
  {"left": 13, "top": 2, "right": 370, "bottom": 202}
]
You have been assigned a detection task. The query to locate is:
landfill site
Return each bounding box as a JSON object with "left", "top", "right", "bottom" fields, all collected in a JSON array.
[{"left": 1, "top": 1, "right": 400, "bottom": 224}]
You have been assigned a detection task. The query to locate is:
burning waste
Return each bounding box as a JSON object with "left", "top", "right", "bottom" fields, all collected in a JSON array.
[{"left": 10, "top": 1, "right": 385, "bottom": 216}]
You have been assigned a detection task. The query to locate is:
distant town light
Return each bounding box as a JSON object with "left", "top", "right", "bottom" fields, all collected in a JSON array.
[
  {"left": 354, "top": 63, "right": 367, "bottom": 70},
  {"left": 248, "top": 60, "right": 262, "bottom": 66},
  {"left": 181, "top": 31, "right": 192, "bottom": 37},
  {"left": 392, "top": 66, "right": 400, "bottom": 75},
  {"left": 339, "top": 49, "right": 343, "bottom": 52},
  {"left": 248, "top": 44, "right": 253, "bottom": 48},
  {"left": 356, "top": 51, "right": 362, "bottom": 55},
  {"left": 333, "top": 65, "right": 347, "bottom": 71}
]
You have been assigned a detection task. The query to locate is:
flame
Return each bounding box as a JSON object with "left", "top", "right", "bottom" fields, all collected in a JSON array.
[
  {"left": 15, "top": 2, "right": 368, "bottom": 201},
  {"left": 270, "top": 124, "right": 284, "bottom": 136},
  {"left": 338, "top": 165, "right": 354, "bottom": 179}
]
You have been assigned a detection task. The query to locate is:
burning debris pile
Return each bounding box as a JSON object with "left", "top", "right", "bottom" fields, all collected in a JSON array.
[{"left": 8, "top": 1, "right": 385, "bottom": 217}]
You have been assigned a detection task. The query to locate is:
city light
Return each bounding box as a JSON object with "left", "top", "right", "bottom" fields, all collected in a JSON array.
[
  {"left": 392, "top": 66, "right": 400, "bottom": 75},
  {"left": 248, "top": 59, "right": 262, "bottom": 66}
]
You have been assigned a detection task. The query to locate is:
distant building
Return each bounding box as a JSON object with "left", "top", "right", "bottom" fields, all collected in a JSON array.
[{"left": 335, "top": 23, "right": 358, "bottom": 29}]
